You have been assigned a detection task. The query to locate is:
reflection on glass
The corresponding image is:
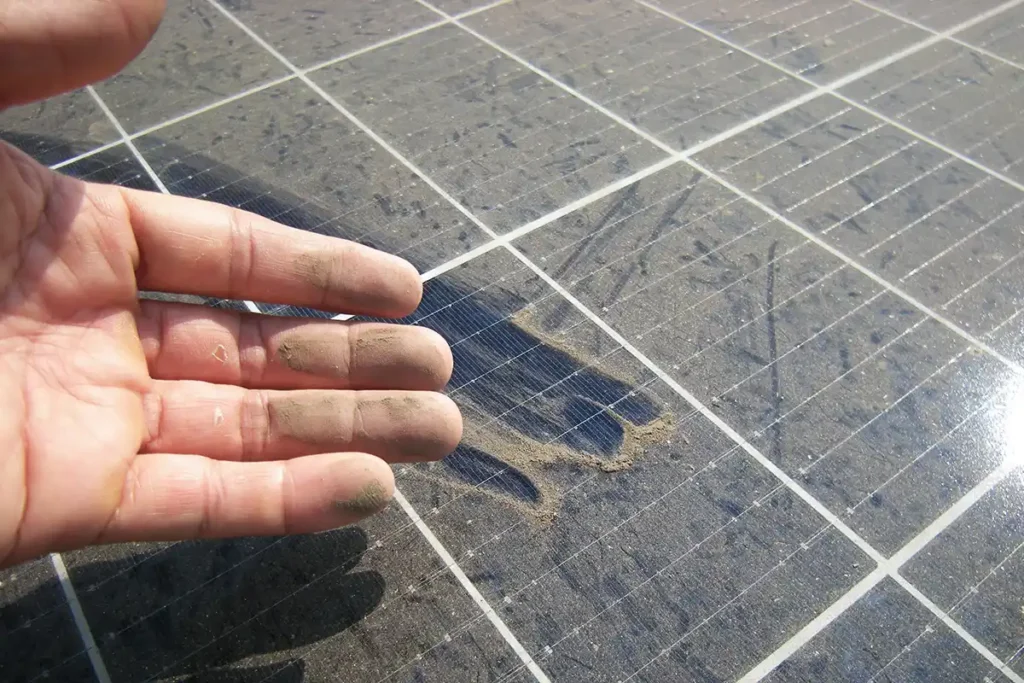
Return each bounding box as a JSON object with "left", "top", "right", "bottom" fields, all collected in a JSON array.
[{"left": 1000, "top": 378, "right": 1024, "bottom": 468}]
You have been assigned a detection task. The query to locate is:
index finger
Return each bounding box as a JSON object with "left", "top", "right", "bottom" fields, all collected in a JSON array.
[{"left": 119, "top": 186, "right": 423, "bottom": 318}]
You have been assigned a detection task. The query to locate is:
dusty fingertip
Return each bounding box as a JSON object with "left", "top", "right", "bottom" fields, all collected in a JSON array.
[
  {"left": 336, "top": 479, "right": 392, "bottom": 516},
  {"left": 333, "top": 455, "right": 395, "bottom": 519}
]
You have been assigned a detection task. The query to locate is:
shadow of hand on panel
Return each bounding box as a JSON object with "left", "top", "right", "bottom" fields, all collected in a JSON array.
[
  {"left": 178, "top": 661, "right": 306, "bottom": 683},
  {"left": 2, "top": 528, "right": 383, "bottom": 683}
]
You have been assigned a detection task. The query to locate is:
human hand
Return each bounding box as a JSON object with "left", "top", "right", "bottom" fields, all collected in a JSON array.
[{"left": 0, "top": 0, "right": 462, "bottom": 568}]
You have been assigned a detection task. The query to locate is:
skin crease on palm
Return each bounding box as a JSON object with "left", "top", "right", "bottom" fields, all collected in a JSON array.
[{"left": 0, "top": 0, "right": 464, "bottom": 569}]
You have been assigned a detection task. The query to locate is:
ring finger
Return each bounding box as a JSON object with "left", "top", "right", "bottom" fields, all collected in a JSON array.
[{"left": 143, "top": 380, "right": 463, "bottom": 464}]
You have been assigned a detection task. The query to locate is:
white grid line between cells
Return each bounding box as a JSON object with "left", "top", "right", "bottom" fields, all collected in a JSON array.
[
  {"left": 628, "top": 0, "right": 1024, "bottom": 371},
  {"left": 739, "top": 455, "right": 1024, "bottom": 682},
  {"left": 881, "top": 536, "right": 1024, "bottom": 681},
  {"left": 851, "top": 0, "right": 1024, "bottom": 73},
  {"left": 50, "top": 553, "right": 112, "bottom": 683},
  {"left": 637, "top": 0, "right": 1024, "bottom": 192}
]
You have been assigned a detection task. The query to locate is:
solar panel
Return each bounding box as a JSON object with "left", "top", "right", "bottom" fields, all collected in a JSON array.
[{"left": 2, "top": 0, "right": 1023, "bottom": 681}]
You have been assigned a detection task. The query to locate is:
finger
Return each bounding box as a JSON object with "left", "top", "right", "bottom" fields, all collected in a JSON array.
[
  {"left": 119, "top": 188, "right": 422, "bottom": 317},
  {"left": 0, "top": 0, "right": 165, "bottom": 107},
  {"left": 97, "top": 451, "right": 395, "bottom": 544},
  {"left": 143, "top": 382, "right": 463, "bottom": 463},
  {"left": 136, "top": 300, "right": 453, "bottom": 391}
]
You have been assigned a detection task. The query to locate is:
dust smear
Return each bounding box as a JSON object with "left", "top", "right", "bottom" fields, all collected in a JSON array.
[{"left": 409, "top": 306, "right": 676, "bottom": 524}]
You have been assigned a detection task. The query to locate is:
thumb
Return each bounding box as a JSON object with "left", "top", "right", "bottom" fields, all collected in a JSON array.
[{"left": 0, "top": 0, "right": 166, "bottom": 108}]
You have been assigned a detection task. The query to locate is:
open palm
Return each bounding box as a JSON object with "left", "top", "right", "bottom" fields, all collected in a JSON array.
[{"left": 0, "top": 1, "right": 461, "bottom": 568}]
